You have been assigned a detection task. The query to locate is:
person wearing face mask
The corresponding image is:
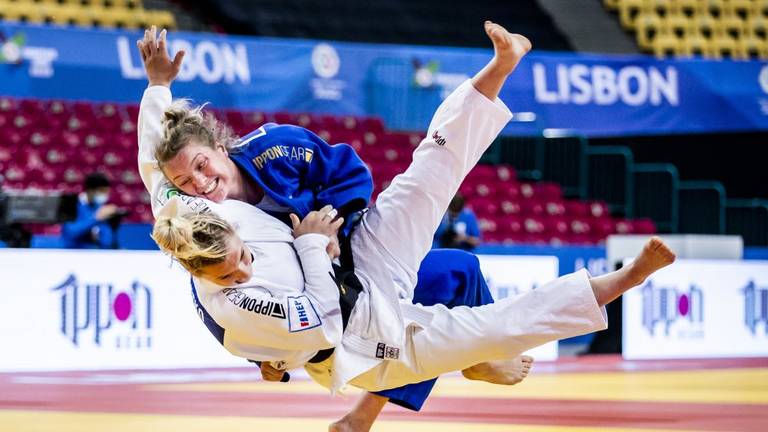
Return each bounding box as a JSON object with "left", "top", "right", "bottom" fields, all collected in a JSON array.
[{"left": 61, "top": 173, "right": 124, "bottom": 249}]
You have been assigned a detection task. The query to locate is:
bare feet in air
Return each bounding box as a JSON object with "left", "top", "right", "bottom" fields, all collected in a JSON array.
[
  {"left": 328, "top": 393, "right": 387, "bottom": 432},
  {"left": 626, "top": 236, "right": 677, "bottom": 287},
  {"left": 329, "top": 417, "right": 368, "bottom": 432},
  {"left": 485, "top": 21, "right": 532, "bottom": 76},
  {"left": 591, "top": 236, "right": 676, "bottom": 306},
  {"left": 462, "top": 355, "right": 534, "bottom": 385}
]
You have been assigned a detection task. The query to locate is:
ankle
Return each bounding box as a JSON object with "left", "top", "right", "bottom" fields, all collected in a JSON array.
[{"left": 624, "top": 262, "right": 648, "bottom": 287}]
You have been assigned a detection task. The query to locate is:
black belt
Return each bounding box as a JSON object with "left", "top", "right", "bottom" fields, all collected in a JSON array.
[{"left": 307, "top": 211, "right": 364, "bottom": 364}]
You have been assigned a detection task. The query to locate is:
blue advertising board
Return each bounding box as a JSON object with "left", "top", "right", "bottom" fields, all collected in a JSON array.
[{"left": 1, "top": 23, "right": 766, "bottom": 136}]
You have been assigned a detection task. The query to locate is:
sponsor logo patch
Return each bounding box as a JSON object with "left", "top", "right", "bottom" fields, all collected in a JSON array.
[
  {"left": 432, "top": 130, "right": 446, "bottom": 146},
  {"left": 375, "top": 342, "right": 400, "bottom": 360},
  {"left": 287, "top": 295, "right": 322, "bottom": 332},
  {"left": 252, "top": 145, "right": 314, "bottom": 169},
  {"left": 223, "top": 288, "right": 287, "bottom": 319}
]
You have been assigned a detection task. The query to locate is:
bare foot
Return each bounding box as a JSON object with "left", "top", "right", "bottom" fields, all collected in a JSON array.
[
  {"left": 626, "top": 236, "right": 676, "bottom": 287},
  {"left": 462, "top": 355, "right": 534, "bottom": 385},
  {"left": 485, "top": 21, "right": 532, "bottom": 76},
  {"left": 328, "top": 393, "right": 386, "bottom": 432},
  {"left": 329, "top": 417, "right": 370, "bottom": 432},
  {"left": 590, "top": 236, "right": 676, "bottom": 306}
]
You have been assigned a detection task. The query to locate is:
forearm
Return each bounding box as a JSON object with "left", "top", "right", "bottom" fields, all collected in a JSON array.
[
  {"left": 293, "top": 233, "right": 344, "bottom": 345},
  {"left": 137, "top": 85, "right": 174, "bottom": 216}
]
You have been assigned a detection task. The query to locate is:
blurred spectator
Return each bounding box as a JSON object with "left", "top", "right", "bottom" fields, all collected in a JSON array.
[
  {"left": 434, "top": 193, "right": 481, "bottom": 250},
  {"left": 0, "top": 175, "right": 31, "bottom": 248},
  {"left": 62, "top": 173, "right": 125, "bottom": 249}
]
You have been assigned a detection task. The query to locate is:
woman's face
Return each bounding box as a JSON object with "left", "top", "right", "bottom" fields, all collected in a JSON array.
[
  {"left": 162, "top": 140, "right": 234, "bottom": 203},
  {"left": 196, "top": 234, "right": 254, "bottom": 286}
]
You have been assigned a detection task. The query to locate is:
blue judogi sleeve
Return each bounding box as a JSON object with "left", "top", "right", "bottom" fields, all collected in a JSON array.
[
  {"left": 374, "top": 248, "right": 495, "bottom": 411},
  {"left": 230, "top": 124, "right": 373, "bottom": 219}
]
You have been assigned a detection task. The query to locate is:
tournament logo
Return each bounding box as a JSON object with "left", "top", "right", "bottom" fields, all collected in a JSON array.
[
  {"left": 743, "top": 280, "right": 768, "bottom": 335},
  {"left": 51, "top": 274, "right": 153, "bottom": 349},
  {"left": 0, "top": 31, "right": 58, "bottom": 78},
  {"left": 759, "top": 66, "right": 768, "bottom": 95},
  {"left": 312, "top": 43, "right": 340, "bottom": 79},
  {"left": 411, "top": 58, "right": 469, "bottom": 99},
  {"left": 641, "top": 281, "right": 703, "bottom": 336},
  {"left": 413, "top": 60, "right": 438, "bottom": 88},
  {"left": 310, "top": 43, "right": 344, "bottom": 101}
]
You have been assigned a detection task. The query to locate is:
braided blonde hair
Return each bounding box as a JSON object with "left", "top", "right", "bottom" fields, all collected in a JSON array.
[
  {"left": 155, "top": 100, "right": 240, "bottom": 167},
  {"left": 151, "top": 212, "right": 235, "bottom": 274}
]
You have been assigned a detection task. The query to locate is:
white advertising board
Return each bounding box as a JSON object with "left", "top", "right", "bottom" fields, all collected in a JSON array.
[
  {"left": 0, "top": 249, "right": 244, "bottom": 371},
  {"left": 622, "top": 259, "right": 768, "bottom": 359},
  {"left": 0, "top": 249, "right": 563, "bottom": 371},
  {"left": 477, "top": 255, "right": 560, "bottom": 361}
]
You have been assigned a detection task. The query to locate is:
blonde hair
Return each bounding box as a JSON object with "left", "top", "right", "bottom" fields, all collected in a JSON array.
[
  {"left": 151, "top": 212, "right": 236, "bottom": 273},
  {"left": 155, "top": 99, "right": 240, "bottom": 167}
]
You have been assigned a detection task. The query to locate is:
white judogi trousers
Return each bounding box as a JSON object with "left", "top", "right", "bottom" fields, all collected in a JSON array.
[{"left": 308, "top": 80, "right": 608, "bottom": 392}]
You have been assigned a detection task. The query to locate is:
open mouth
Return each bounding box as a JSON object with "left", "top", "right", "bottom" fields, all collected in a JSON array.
[{"left": 202, "top": 178, "right": 219, "bottom": 197}]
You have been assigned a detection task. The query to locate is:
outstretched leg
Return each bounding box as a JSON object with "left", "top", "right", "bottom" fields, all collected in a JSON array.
[
  {"left": 353, "top": 22, "right": 531, "bottom": 296},
  {"left": 352, "top": 238, "right": 675, "bottom": 391}
]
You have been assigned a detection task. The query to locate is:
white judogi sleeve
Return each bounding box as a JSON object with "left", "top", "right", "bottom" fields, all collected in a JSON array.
[
  {"left": 137, "top": 85, "right": 203, "bottom": 217},
  {"left": 137, "top": 86, "right": 345, "bottom": 364},
  {"left": 201, "top": 233, "right": 344, "bottom": 356}
]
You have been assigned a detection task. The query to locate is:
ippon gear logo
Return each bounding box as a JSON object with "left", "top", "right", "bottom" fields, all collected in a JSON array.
[
  {"left": 642, "top": 281, "right": 703, "bottom": 336},
  {"left": 51, "top": 274, "right": 153, "bottom": 349},
  {"left": 743, "top": 280, "right": 768, "bottom": 335},
  {"left": 223, "top": 288, "right": 286, "bottom": 319},
  {"left": 252, "top": 145, "right": 314, "bottom": 170}
]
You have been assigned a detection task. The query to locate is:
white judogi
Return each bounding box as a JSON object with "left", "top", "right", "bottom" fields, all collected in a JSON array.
[{"left": 138, "top": 81, "right": 607, "bottom": 394}]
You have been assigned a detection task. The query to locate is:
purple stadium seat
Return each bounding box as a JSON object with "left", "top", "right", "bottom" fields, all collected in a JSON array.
[
  {"left": 499, "top": 199, "right": 522, "bottom": 216},
  {"left": 588, "top": 201, "right": 610, "bottom": 218},
  {"left": 565, "top": 200, "right": 589, "bottom": 217},
  {"left": 544, "top": 199, "right": 566, "bottom": 216},
  {"left": 534, "top": 182, "right": 562, "bottom": 199},
  {"left": 468, "top": 197, "right": 499, "bottom": 216},
  {"left": 545, "top": 216, "right": 570, "bottom": 236},
  {"left": 361, "top": 117, "right": 386, "bottom": 134},
  {"left": 570, "top": 217, "right": 592, "bottom": 235},
  {"left": 523, "top": 216, "right": 546, "bottom": 234}
]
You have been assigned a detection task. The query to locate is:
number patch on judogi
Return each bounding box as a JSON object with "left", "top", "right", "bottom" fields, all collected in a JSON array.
[{"left": 287, "top": 296, "right": 322, "bottom": 332}]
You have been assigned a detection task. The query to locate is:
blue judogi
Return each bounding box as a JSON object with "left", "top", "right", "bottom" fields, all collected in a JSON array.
[
  {"left": 375, "top": 248, "right": 494, "bottom": 410},
  {"left": 228, "top": 123, "right": 492, "bottom": 410},
  {"left": 229, "top": 123, "right": 372, "bottom": 235}
]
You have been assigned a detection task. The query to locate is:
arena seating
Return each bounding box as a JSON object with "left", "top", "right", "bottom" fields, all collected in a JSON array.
[
  {"left": 183, "top": 0, "right": 572, "bottom": 51},
  {"left": 0, "top": 95, "right": 657, "bottom": 246},
  {"left": 0, "top": 0, "right": 176, "bottom": 30},
  {"left": 603, "top": 0, "right": 768, "bottom": 59}
]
